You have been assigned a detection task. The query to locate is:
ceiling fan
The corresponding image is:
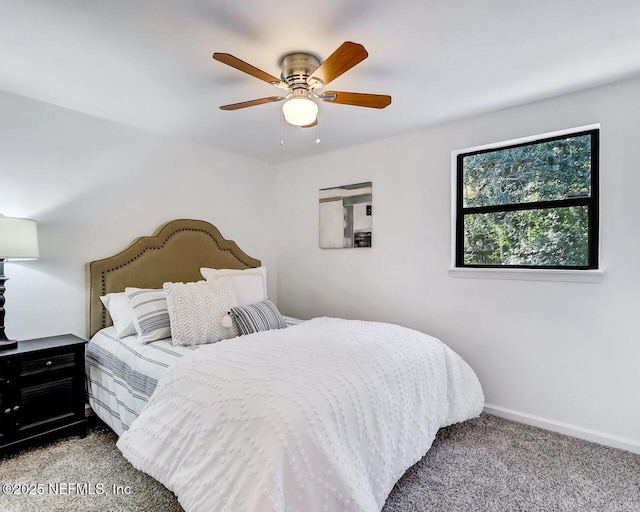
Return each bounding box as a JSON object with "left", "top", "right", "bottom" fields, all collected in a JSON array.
[{"left": 212, "top": 41, "right": 391, "bottom": 128}]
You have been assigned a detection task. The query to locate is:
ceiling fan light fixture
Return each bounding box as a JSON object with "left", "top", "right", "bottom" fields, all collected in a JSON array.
[
  {"left": 213, "top": 42, "right": 391, "bottom": 134},
  {"left": 282, "top": 97, "right": 318, "bottom": 126}
]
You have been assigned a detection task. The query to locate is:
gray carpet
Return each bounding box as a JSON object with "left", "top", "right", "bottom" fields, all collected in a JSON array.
[{"left": 1, "top": 414, "right": 638, "bottom": 511}]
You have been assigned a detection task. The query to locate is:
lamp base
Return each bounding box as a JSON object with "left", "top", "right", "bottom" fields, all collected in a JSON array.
[
  {"left": 0, "top": 258, "right": 15, "bottom": 350},
  {"left": 0, "top": 339, "right": 18, "bottom": 351}
]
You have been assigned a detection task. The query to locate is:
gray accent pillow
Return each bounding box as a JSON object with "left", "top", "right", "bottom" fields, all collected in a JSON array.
[{"left": 230, "top": 299, "right": 287, "bottom": 335}]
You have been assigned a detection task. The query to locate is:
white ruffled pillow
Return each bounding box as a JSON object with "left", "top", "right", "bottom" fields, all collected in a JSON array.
[
  {"left": 200, "top": 266, "right": 267, "bottom": 306},
  {"left": 163, "top": 279, "right": 239, "bottom": 347}
]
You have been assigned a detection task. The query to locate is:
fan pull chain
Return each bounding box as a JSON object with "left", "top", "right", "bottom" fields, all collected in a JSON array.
[
  {"left": 315, "top": 112, "right": 321, "bottom": 144},
  {"left": 280, "top": 111, "right": 285, "bottom": 146}
]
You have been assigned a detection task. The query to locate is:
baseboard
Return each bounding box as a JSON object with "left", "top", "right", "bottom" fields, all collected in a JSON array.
[{"left": 484, "top": 403, "right": 640, "bottom": 455}]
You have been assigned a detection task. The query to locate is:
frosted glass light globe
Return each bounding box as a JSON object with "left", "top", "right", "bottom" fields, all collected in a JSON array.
[{"left": 282, "top": 98, "right": 318, "bottom": 126}]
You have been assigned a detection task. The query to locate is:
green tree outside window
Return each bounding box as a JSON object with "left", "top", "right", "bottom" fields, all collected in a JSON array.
[{"left": 456, "top": 130, "right": 599, "bottom": 269}]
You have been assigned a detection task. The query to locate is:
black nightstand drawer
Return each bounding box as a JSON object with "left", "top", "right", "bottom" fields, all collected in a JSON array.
[{"left": 19, "top": 353, "right": 76, "bottom": 377}]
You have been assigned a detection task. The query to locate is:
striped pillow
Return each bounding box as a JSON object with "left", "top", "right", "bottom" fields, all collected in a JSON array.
[
  {"left": 230, "top": 299, "right": 287, "bottom": 335},
  {"left": 125, "top": 288, "right": 171, "bottom": 343}
]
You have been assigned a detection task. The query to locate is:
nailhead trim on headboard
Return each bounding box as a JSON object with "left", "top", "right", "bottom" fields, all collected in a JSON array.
[{"left": 88, "top": 219, "right": 261, "bottom": 337}]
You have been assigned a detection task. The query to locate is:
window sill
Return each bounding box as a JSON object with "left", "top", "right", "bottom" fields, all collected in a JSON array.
[{"left": 448, "top": 267, "right": 605, "bottom": 283}]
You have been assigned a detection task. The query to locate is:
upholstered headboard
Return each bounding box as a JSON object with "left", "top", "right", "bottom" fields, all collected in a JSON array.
[{"left": 86, "top": 219, "right": 261, "bottom": 338}]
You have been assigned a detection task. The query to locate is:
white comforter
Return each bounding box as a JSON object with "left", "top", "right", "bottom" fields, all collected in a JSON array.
[{"left": 117, "top": 317, "right": 484, "bottom": 512}]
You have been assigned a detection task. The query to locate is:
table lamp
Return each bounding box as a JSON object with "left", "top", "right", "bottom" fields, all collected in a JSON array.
[{"left": 0, "top": 215, "right": 39, "bottom": 350}]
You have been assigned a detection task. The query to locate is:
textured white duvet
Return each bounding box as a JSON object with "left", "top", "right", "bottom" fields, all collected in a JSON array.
[{"left": 117, "top": 317, "right": 483, "bottom": 512}]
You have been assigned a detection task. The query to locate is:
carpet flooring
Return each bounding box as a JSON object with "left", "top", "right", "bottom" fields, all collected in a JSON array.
[{"left": 1, "top": 413, "right": 638, "bottom": 511}]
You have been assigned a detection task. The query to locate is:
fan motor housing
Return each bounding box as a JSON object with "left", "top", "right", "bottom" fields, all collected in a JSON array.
[{"left": 280, "top": 52, "right": 321, "bottom": 93}]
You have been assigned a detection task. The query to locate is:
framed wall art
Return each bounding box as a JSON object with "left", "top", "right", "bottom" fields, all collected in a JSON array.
[{"left": 319, "top": 182, "right": 372, "bottom": 248}]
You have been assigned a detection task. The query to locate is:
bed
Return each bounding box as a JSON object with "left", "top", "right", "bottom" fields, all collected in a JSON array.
[
  {"left": 86, "top": 219, "right": 484, "bottom": 512},
  {"left": 86, "top": 327, "right": 193, "bottom": 435},
  {"left": 86, "top": 218, "right": 263, "bottom": 434}
]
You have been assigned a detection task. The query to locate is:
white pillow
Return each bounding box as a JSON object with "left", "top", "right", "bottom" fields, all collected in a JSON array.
[
  {"left": 200, "top": 266, "right": 267, "bottom": 307},
  {"left": 99, "top": 291, "right": 137, "bottom": 338},
  {"left": 163, "top": 279, "right": 239, "bottom": 347},
  {"left": 125, "top": 288, "right": 171, "bottom": 343}
]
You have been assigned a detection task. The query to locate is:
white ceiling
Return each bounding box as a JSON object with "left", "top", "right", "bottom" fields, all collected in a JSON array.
[{"left": 2, "top": 0, "right": 640, "bottom": 163}]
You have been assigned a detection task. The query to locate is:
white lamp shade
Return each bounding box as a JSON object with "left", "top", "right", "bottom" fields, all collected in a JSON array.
[
  {"left": 0, "top": 216, "right": 39, "bottom": 260},
  {"left": 282, "top": 97, "right": 318, "bottom": 126}
]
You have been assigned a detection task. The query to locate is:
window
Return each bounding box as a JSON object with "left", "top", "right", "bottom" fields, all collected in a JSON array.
[{"left": 455, "top": 128, "right": 599, "bottom": 269}]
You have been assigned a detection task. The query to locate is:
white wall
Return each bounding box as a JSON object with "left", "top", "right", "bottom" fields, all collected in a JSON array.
[
  {"left": 275, "top": 76, "right": 640, "bottom": 449},
  {"left": 1, "top": 91, "right": 276, "bottom": 340},
  {"left": 3, "top": 76, "right": 638, "bottom": 451}
]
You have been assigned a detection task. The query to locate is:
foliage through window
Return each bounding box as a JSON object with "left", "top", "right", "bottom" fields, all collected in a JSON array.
[{"left": 456, "top": 129, "right": 599, "bottom": 269}]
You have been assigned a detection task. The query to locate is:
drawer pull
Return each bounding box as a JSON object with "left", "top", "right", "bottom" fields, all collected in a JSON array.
[
  {"left": 45, "top": 361, "right": 53, "bottom": 367},
  {"left": 4, "top": 408, "right": 10, "bottom": 415},
  {"left": 12, "top": 405, "right": 19, "bottom": 412}
]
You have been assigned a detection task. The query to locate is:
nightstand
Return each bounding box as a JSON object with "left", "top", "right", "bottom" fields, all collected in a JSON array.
[{"left": 0, "top": 334, "right": 88, "bottom": 454}]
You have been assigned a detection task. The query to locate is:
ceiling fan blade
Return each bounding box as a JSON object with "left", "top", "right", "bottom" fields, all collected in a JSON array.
[
  {"left": 219, "top": 96, "right": 285, "bottom": 111},
  {"left": 301, "top": 119, "right": 318, "bottom": 128},
  {"left": 213, "top": 53, "right": 289, "bottom": 89},
  {"left": 308, "top": 42, "right": 368, "bottom": 88},
  {"left": 320, "top": 91, "right": 391, "bottom": 109}
]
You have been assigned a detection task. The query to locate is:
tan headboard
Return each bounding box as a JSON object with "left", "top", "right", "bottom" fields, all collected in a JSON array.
[{"left": 87, "top": 219, "right": 261, "bottom": 338}]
